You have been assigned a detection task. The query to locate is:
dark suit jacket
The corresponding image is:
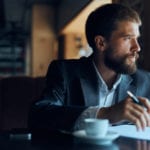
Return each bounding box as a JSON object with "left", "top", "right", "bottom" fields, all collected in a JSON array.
[{"left": 29, "top": 56, "right": 150, "bottom": 131}]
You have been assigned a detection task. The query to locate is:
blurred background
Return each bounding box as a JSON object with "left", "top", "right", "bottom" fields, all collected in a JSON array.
[{"left": 0, "top": 0, "right": 149, "bottom": 77}]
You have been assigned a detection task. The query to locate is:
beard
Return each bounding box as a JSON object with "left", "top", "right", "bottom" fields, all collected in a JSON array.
[{"left": 104, "top": 48, "right": 138, "bottom": 74}]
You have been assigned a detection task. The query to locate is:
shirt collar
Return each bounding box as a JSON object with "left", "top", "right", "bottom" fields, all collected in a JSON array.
[{"left": 92, "top": 61, "right": 122, "bottom": 91}]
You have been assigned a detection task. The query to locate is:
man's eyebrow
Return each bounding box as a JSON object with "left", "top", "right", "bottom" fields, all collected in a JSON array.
[{"left": 121, "top": 34, "right": 141, "bottom": 38}]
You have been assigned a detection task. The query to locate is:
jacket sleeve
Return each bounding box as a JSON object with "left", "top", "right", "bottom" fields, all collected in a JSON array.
[{"left": 28, "top": 60, "right": 87, "bottom": 132}]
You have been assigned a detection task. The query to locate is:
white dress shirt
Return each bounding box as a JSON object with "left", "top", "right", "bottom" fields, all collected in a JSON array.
[{"left": 74, "top": 62, "right": 122, "bottom": 130}]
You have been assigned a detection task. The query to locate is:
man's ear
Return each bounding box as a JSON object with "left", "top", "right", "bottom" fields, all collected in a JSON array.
[{"left": 94, "top": 35, "right": 106, "bottom": 51}]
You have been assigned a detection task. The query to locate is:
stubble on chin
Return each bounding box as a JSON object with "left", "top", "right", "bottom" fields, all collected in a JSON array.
[
  {"left": 124, "top": 53, "right": 139, "bottom": 74},
  {"left": 105, "top": 54, "right": 138, "bottom": 75},
  {"left": 118, "top": 55, "right": 138, "bottom": 74},
  {"left": 104, "top": 47, "right": 139, "bottom": 74},
  {"left": 125, "top": 61, "right": 137, "bottom": 74}
]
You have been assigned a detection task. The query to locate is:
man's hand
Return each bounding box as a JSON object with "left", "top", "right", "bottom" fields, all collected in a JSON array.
[{"left": 97, "top": 96, "right": 150, "bottom": 130}]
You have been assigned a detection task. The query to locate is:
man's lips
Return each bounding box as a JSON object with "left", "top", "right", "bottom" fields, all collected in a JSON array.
[{"left": 128, "top": 53, "right": 139, "bottom": 62}]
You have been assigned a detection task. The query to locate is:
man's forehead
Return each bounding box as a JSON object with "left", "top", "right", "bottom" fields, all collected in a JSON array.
[{"left": 113, "top": 21, "right": 140, "bottom": 35}]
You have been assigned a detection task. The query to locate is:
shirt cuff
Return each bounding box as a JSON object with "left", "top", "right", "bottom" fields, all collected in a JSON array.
[{"left": 73, "top": 106, "right": 100, "bottom": 131}]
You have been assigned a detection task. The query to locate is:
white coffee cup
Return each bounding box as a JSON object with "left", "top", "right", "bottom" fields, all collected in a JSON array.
[{"left": 84, "top": 118, "right": 109, "bottom": 137}]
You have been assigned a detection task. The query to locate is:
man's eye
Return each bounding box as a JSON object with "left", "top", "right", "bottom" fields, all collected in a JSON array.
[{"left": 124, "top": 36, "right": 131, "bottom": 40}]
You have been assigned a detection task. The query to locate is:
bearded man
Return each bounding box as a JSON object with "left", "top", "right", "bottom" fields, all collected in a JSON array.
[{"left": 29, "top": 3, "right": 150, "bottom": 132}]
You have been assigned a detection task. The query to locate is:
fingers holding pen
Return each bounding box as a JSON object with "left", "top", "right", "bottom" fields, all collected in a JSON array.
[
  {"left": 126, "top": 92, "right": 150, "bottom": 129},
  {"left": 138, "top": 97, "right": 150, "bottom": 113},
  {"left": 99, "top": 96, "right": 150, "bottom": 131},
  {"left": 135, "top": 97, "right": 150, "bottom": 128},
  {"left": 130, "top": 104, "right": 150, "bottom": 130},
  {"left": 125, "top": 98, "right": 150, "bottom": 130},
  {"left": 112, "top": 98, "right": 148, "bottom": 130}
]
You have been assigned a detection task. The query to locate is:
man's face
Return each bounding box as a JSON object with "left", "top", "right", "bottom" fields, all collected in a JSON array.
[{"left": 104, "top": 21, "right": 141, "bottom": 74}]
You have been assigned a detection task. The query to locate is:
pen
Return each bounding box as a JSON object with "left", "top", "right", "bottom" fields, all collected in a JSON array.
[{"left": 127, "top": 90, "right": 140, "bottom": 104}]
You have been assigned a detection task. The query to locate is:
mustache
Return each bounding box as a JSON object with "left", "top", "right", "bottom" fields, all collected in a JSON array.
[{"left": 127, "top": 52, "right": 139, "bottom": 60}]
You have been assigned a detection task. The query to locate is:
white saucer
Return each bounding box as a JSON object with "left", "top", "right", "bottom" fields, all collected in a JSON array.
[{"left": 73, "top": 130, "right": 119, "bottom": 145}]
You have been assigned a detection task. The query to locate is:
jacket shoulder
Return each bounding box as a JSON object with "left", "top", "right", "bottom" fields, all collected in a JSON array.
[
  {"left": 131, "top": 69, "right": 150, "bottom": 84},
  {"left": 48, "top": 56, "right": 90, "bottom": 71},
  {"left": 134, "top": 69, "right": 150, "bottom": 78},
  {"left": 51, "top": 56, "right": 88, "bottom": 65}
]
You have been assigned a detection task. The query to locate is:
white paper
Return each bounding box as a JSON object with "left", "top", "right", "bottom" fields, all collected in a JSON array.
[{"left": 108, "top": 125, "right": 150, "bottom": 140}]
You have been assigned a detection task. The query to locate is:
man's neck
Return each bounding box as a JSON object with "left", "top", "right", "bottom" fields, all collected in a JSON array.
[{"left": 93, "top": 57, "right": 118, "bottom": 90}]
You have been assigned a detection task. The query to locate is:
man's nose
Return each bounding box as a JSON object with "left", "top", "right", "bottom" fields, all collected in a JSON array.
[{"left": 132, "top": 39, "right": 141, "bottom": 52}]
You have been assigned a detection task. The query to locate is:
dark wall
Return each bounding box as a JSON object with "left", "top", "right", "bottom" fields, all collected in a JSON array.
[
  {"left": 56, "top": 0, "right": 91, "bottom": 33},
  {"left": 0, "top": 0, "right": 5, "bottom": 28}
]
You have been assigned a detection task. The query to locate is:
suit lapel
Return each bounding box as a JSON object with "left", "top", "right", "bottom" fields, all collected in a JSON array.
[
  {"left": 117, "top": 74, "right": 137, "bottom": 103},
  {"left": 79, "top": 58, "right": 100, "bottom": 106}
]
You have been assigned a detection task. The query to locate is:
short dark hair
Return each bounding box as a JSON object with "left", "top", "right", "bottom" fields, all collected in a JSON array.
[{"left": 85, "top": 3, "right": 141, "bottom": 50}]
